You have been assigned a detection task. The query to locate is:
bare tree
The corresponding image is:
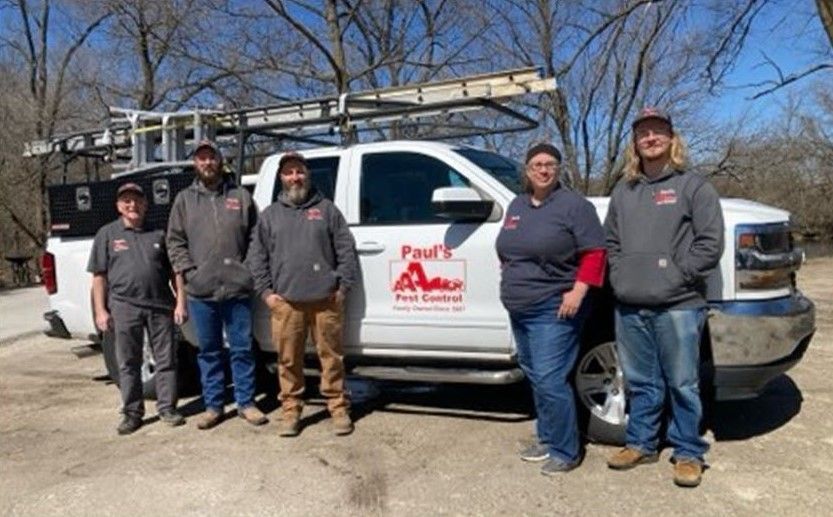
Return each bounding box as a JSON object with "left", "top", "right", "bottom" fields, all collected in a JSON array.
[
  {"left": 820, "top": 0, "right": 833, "bottom": 47},
  {"left": 706, "top": 93, "right": 833, "bottom": 238},
  {"left": 257, "top": 0, "right": 485, "bottom": 139},
  {"left": 73, "top": 0, "right": 273, "bottom": 113},
  {"left": 0, "top": 0, "right": 111, "bottom": 248},
  {"left": 476, "top": 0, "right": 766, "bottom": 193},
  {"left": 704, "top": 0, "right": 833, "bottom": 99}
]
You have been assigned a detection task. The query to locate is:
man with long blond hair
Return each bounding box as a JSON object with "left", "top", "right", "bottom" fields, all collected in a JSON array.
[{"left": 604, "top": 108, "right": 724, "bottom": 487}]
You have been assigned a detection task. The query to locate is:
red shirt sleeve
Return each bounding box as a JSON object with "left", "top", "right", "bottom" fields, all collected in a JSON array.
[{"left": 576, "top": 248, "right": 606, "bottom": 287}]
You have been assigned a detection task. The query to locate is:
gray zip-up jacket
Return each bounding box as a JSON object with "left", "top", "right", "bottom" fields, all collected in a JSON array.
[
  {"left": 247, "top": 188, "right": 358, "bottom": 303},
  {"left": 604, "top": 168, "right": 724, "bottom": 309},
  {"left": 166, "top": 176, "right": 258, "bottom": 301}
]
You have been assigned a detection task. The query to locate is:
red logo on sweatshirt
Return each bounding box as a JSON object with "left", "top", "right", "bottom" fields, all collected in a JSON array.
[
  {"left": 306, "top": 208, "right": 323, "bottom": 221},
  {"left": 503, "top": 215, "right": 520, "bottom": 229},
  {"left": 225, "top": 198, "right": 241, "bottom": 211},
  {"left": 112, "top": 239, "right": 129, "bottom": 252},
  {"left": 654, "top": 189, "right": 677, "bottom": 205}
]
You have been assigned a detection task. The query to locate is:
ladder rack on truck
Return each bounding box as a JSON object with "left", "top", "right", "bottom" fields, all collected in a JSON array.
[{"left": 24, "top": 67, "right": 556, "bottom": 176}]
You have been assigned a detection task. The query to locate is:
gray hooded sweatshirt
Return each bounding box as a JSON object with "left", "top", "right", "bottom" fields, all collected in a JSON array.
[
  {"left": 247, "top": 188, "right": 358, "bottom": 303},
  {"left": 604, "top": 168, "right": 724, "bottom": 309},
  {"left": 166, "top": 176, "right": 258, "bottom": 301}
]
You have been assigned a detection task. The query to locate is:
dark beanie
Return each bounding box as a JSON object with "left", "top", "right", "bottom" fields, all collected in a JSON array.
[{"left": 525, "top": 142, "right": 562, "bottom": 164}]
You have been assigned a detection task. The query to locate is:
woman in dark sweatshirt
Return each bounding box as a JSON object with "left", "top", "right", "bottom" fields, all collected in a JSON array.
[{"left": 495, "top": 142, "right": 606, "bottom": 475}]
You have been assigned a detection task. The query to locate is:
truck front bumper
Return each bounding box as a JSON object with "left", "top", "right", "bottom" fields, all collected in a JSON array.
[{"left": 708, "top": 293, "right": 815, "bottom": 401}]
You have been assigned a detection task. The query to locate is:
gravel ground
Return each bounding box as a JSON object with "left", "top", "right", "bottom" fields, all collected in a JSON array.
[{"left": 1, "top": 258, "right": 831, "bottom": 516}]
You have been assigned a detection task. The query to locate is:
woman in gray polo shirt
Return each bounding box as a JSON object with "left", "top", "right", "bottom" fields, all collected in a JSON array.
[{"left": 495, "top": 143, "right": 606, "bottom": 475}]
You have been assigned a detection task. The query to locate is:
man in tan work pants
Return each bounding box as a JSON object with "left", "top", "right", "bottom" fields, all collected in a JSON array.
[
  {"left": 247, "top": 151, "right": 358, "bottom": 436},
  {"left": 271, "top": 297, "right": 349, "bottom": 430}
]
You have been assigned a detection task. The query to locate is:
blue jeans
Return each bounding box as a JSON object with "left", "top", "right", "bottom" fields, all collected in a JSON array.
[
  {"left": 510, "top": 295, "right": 588, "bottom": 464},
  {"left": 188, "top": 297, "right": 257, "bottom": 412},
  {"left": 615, "top": 306, "right": 708, "bottom": 463}
]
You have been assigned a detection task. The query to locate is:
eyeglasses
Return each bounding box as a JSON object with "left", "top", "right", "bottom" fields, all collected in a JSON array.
[
  {"left": 527, "top": 161, "right": 559, "bottom": 170},
  {"left": 635, "top": 128, "right": 672, "bottom": 139}
]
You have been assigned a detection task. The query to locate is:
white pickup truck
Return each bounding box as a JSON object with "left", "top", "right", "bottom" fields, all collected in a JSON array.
[{"left": 40, "top": 140, "right": 815, "bottom": 443}]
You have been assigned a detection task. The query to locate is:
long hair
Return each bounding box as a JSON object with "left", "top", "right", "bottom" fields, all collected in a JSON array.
[{"left": 623, "top": 132, "right": 689, "bottom": 182}]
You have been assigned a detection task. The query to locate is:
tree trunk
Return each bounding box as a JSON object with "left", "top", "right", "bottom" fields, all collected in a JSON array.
[{"left": 818, "top": 0, "right": 833, "bottom": 50}]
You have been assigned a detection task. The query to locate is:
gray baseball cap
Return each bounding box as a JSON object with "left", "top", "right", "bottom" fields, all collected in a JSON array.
[
  {"left": 632, "top": 107, "right": 673, "bottom": 130},
  {"left": 193, "top": 138, "right": 221, "bottom": 156},
  {"left": 116, "top": 182, "right": 145, "bottom": 197}
]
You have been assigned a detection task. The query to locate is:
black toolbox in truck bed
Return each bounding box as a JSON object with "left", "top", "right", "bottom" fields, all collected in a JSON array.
[{"left": 47, "top": 170, "right": 194, "bottom": 237}]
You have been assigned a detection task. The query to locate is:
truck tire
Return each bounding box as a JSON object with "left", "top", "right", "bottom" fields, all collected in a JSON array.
[
  {"left": 575, "top": 340, "right": 627, "bottom": 445},
  {"left": 100, "top": 330, "right": 200, "bottom": 400}
]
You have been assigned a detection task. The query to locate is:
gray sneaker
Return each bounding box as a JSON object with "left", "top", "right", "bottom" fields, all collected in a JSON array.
[
  {"left": 519, "top": 443, "right": 550, "bottom": 462},
  {"left": 159, "top": 409, "right": 185, "bottom": 427},
  {"left": 540, "top": 458, "right": 579, "bottom": 476}
]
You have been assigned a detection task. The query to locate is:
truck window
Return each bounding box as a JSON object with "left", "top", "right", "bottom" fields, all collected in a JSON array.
[
  {"left": 359, "top": 152, "right": 470, "bottom": 225},
  {"left": 272, "top": 156, "right": 339, "bottom": 202},
  {"left": 453, "top": 148, "right": 523, "bottom": 194}
]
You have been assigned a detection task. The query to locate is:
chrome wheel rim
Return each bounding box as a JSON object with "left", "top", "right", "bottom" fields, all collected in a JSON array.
[{"left": 575, "top": 341, "right": 627, "bottom": 426}]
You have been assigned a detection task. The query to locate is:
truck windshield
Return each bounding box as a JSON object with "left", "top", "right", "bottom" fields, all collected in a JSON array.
[{"left": 452, "top": 148, "right": 523, "bottom": 194}]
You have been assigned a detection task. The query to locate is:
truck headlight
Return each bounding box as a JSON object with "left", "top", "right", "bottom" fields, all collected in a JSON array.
[{"left": 735, "top": 223, "right": 800, "bottom": 291}]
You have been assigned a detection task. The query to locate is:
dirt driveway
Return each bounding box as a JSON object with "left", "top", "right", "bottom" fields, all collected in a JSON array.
[{"left": 1, "top": 259, "right": 832, "bottom": 516}]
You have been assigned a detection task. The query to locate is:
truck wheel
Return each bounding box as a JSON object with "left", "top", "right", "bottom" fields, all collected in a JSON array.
[
  {"left": 575, "top": 340, "right": 627, "bottom": 445},
  {"left": 100, "top": 331, "right": 200, "bottom": 400}
]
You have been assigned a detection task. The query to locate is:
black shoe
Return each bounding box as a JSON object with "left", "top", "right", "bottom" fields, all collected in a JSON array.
[
  {"left": 159, "top": 409, "right": 186, "bottom": 427},
  {"left": 117, "top": 416, "right": 143, "bottom": 435}
]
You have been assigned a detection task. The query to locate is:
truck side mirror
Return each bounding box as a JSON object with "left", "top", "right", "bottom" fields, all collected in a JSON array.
[{"left": 431, "top": 187, "right": 494, "bottom": 222}]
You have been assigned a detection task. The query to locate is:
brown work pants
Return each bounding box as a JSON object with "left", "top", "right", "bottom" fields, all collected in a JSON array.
[{"left": 271, "top": 297, "right": 349, "bottom": 417}]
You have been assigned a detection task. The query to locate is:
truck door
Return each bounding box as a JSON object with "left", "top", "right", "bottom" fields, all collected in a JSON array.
[{"left": 343, "top": 146, "right": 511, "bottom": 355}]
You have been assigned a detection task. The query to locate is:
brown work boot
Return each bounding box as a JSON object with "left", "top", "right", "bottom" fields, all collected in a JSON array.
[
  {"left": 607, "top": 447, "right": 659, "bottom": 470},
  {"left": 331, "top": 412, "right": 354, "bottom": 436},
  {"left": 196, "top": 409, "right": 223, "bottom": 430},
  {"left": 673, "top": 460, "right": 703, "bottom": 488},
  {"left": 238, "top": 405, "right": 268, "bottom": 426},
  {"left": 277, "top": 412, "right": 301, "bottom": 437}
]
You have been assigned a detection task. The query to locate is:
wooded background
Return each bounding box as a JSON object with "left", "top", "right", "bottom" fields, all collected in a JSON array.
[{"left": 1, "top": 0, "right": 832, "bottom": 286}]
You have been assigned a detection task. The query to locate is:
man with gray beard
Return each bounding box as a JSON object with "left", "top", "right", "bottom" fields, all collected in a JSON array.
[{"left": 247, "top": 152, "right": 358, "bottom": 437}]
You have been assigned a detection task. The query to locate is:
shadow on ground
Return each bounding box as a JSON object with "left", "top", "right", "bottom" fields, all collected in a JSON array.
[
  {"left": 707, "top": 374, "right": 803, "bottom": 441},
  {"left": 90, "top": 354, "right": 801, "bottom": 440},
  {"left": 256, "top": 377, "right": 534, "bottom": 424}
]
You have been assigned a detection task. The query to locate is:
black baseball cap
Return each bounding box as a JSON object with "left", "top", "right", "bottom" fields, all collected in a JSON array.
[
  {"left": 525, "top": 142, "right": 562, "bottom": 164},
  {"left": 632, "top": 107, "right": 673, "bottom": 130},
  {"left": 116, "top": 182, "right": 145, "bottom": 198},
  {"left": 278, "top": 151, "right": 308, "bottom": 171}
]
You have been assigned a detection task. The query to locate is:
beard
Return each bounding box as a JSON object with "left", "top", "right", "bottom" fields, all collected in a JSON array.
[{"left": 285, "top": 183, "right": 309, "bottom": 205}]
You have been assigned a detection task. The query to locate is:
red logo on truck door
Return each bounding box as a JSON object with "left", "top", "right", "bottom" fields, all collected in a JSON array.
[{"left": 390, "top": 244, "right": 466, "bottom": 313}]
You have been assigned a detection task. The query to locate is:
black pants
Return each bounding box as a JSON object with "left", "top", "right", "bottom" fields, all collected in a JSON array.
[{"left": 110, "top": 299, "right": 177, "bottom": 418}]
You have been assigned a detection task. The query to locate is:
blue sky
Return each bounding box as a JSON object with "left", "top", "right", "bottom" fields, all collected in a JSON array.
[
  {"left": 1, "top": 0, "right": 828, "bottom": 130},
  {"left": 707, "top": 0, "right": 830, "bottom": 128}
]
